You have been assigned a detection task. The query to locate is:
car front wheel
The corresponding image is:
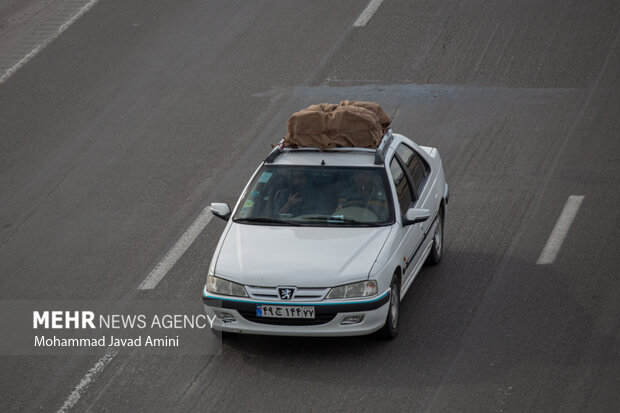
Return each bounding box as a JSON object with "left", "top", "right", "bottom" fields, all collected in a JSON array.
[
  {"left": 380, "top": 276, "right": 400, "bottom": 339},
  {"left": 426, "top": 210, "right": 444, "bottom": 265}
]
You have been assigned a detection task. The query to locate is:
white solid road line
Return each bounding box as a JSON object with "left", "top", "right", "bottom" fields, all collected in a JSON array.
[
  {"left": 5, "top": 2, "right": 117, "bottom": 412},
  {"left": 58, "top": 205, "right": 214, "bottom": 411},
  {"left": 353, "top": 0, "right": 384, "bottom": 27},
  {"left": 56, "top": 347, "right": 119, "bottom": 413},
  {"left": 139, "top": 205, "right": 214, "bottom": 290},
  {"left": 0, "top": 0, "right": 101, "bottom": 85},
  {"left": 537, "top": 195, "right": 584, "bottom": 265}
]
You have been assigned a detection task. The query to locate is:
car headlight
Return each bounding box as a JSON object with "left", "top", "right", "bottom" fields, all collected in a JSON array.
[
  {"left": 206, "top": 275, "right": 248, "bottom": 297},
  {"left": 326, "top": 280, "right": 378, "bottom": 299}
]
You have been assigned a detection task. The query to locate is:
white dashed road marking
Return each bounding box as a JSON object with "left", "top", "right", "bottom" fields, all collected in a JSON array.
[
  {"left": 56, "top": 347, "right": 118, "bottom": 413},
  {"left": 59, "top": 204, "right": 214, "bottom": 411},
  {"left": 353, "top": 0, "right": 384, "bottom": 27},
  {"left": 537, "top": 195, "right": 584, "bottom": 265},
  {"left": 139, "top": 205, "right": 214, "bottom": 290}
]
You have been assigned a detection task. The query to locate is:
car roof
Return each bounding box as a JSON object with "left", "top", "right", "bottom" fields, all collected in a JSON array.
[
  {"left": 266, "top": 129, "right": 405, "bottom": 167},
  {"left": 270, "top": 149, "right": 379, "bottom": 167}
]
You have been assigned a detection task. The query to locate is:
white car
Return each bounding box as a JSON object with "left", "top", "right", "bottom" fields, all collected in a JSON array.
[{"left": 203, "top": 130, "right": 448, "bottom": 338}]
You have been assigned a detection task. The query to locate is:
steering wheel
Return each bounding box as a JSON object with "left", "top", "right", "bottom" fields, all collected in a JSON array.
[
  {"left": 340, "top": 201, "right": 368, "bottom": 209},
  {"left": 336, "top": 205, "right": 379, "bottom": 222}
]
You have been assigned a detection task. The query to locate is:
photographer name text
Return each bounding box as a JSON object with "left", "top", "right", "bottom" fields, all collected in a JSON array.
[{"left": 34, "top": 335, "right": 180, "bottom": 347}]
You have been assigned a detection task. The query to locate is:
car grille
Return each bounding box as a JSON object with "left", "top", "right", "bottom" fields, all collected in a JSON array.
[
  {"left": 245, "top": 286, "right": 330, "bottom": 301},
  {"left": 238, "top": 311, "right": 336, "bottom": 326}
]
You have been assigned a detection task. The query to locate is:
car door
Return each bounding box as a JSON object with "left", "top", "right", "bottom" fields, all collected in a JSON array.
[
  {"left": 391, "top": 143, "right": 433, "bottom": 286},
  {"left": 388, "top": 155, "right": 423, "bottom": 290}
]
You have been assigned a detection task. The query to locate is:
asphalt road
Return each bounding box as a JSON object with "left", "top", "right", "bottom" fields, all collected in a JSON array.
[{"left": 1, "top": 0, "right": 619, "bottom": 411}]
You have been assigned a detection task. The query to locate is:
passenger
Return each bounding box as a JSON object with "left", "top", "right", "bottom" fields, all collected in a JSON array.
[{"left": 275, "top": 170, "right": 324, "bottom": 216}]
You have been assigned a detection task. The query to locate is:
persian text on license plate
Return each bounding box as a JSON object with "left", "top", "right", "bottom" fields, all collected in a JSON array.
[{"left": 256, "top": 305, "right": 315, "bottom": 319}]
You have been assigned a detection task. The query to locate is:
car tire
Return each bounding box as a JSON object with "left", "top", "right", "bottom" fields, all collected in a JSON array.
[
  {"left": 380, "top": 275, "right": 400, "bottom": 339},
  {"left": 426, "top": 209, "right": 444, "bottom": 265}
]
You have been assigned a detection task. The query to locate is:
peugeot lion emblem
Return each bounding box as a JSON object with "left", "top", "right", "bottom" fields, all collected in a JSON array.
[{"left": 278, "top": 287, "right": 294, "bottom": 300}]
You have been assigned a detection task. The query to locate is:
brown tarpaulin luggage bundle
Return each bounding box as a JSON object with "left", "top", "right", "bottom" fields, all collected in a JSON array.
[{"left": 284, "top": 101, "right": 392, "bottom": 149}]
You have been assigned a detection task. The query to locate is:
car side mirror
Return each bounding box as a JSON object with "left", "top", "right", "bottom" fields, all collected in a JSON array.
[
  {"left": 403, "top": 208, "right": 430, "bottom": 226},
  {"left": 210, "top": 203, "right": 231, "bottom": 221}
]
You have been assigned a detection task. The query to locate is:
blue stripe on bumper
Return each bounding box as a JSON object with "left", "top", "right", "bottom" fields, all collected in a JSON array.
[{"left": 202, "top": 290, "right": 390, "bottom": 313}]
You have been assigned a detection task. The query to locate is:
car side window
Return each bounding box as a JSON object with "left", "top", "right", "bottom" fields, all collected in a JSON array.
[
  {"left": 389, "top": 158, "right": 413, "bottom": 215},
  {"left": 395, "top": 144, "right": 429, "bottom": 196}
]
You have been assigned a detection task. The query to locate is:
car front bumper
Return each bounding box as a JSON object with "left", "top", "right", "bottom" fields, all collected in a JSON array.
[{"left": 202, "top": 290, "right": 390, "bottom": 337}]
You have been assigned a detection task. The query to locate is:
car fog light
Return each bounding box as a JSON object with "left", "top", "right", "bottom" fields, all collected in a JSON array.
[
  {"left": 341, "top": 315, "right": 364, "bottom": 325},
  {"left": 214, "top": 311, "right": 236, "bottom": 323}
]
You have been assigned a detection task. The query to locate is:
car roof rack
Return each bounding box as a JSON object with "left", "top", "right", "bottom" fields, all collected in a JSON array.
[
  {"left": 374, "top": 129, "right": 393, "bottom": 165},
  {"left": 264, "top": 129, "right": 394, "bottom": 165}
]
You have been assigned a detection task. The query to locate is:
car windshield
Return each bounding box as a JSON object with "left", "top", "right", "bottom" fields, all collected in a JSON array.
[{"left": 233, "top": 165, "right": 394, "bottom": 226}]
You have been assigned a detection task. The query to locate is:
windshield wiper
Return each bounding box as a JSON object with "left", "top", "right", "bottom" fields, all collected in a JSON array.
[
  {"left": 234, "top": 217, "right": 301, "bottom": 226},
  {"left": 303, "top": 215, "right": 376, "bottom": 225}
]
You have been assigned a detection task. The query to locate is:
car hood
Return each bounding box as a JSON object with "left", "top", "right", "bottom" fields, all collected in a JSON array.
[{"left": 215, "top": 223, "right": 392, "bottom": 287}]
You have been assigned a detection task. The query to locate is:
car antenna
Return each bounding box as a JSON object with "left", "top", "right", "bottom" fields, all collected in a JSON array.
[{"left": 321, "top": 159, "right": 326, "bottom": 166}]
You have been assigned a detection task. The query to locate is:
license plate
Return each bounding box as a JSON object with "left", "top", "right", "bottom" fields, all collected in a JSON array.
[{"left": 256, "top": 305, "right": 315, "bottom": 319}]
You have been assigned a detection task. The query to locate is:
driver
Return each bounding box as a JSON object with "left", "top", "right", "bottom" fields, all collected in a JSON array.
[{"left": 335, "top": 171, "right": 388, "bottom": 217}]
